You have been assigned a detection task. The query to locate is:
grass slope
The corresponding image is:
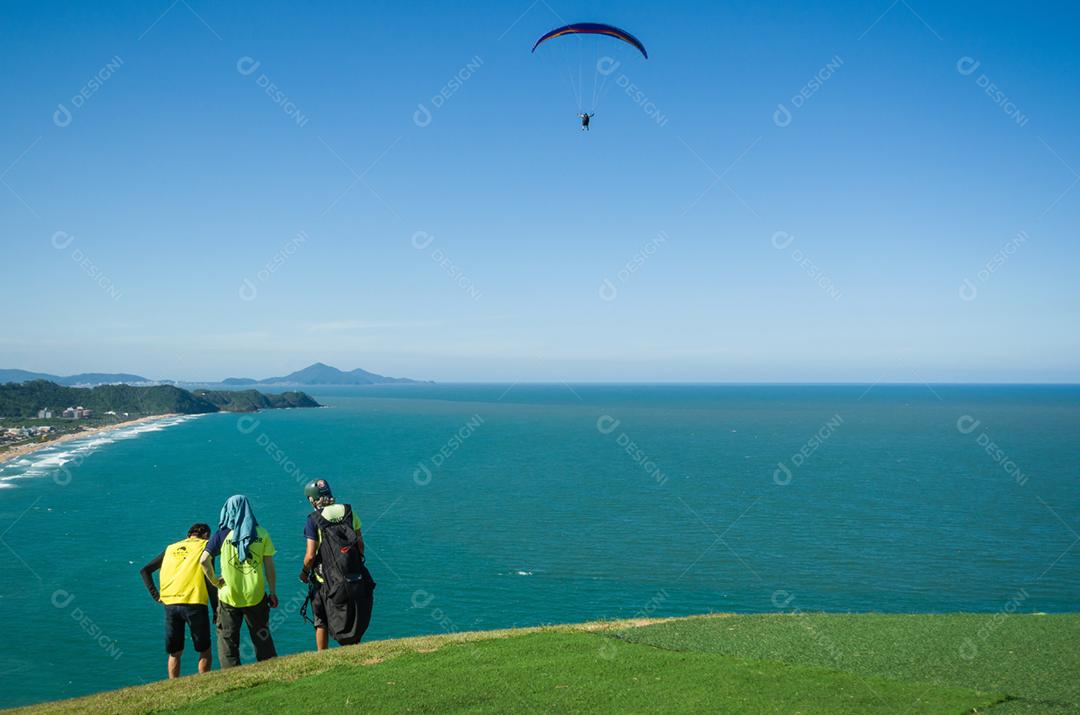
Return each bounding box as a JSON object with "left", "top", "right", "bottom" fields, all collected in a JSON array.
[
  {"left": 12, "top": 614, "right": 1076, "bottom": 715},
  {"left": 166, "top": 632, "right": 994, "bottom": 715},
  {"left": 617, "top": 613, "right": 1080, "bottom": 714}
]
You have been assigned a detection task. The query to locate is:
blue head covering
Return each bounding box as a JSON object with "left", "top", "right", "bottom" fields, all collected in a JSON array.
[{"left": 219, "top": 495, "right": 258, "bottom": 562}]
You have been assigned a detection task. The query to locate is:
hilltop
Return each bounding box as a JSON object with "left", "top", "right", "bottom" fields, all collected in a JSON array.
[{"left": 11, "top": 612, "right": 1078, "bottom": 714}]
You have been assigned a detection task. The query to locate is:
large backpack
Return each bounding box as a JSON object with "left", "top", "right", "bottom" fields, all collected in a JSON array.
[{"left": 304, "top": 504, "right": 375, "bottom": 645}]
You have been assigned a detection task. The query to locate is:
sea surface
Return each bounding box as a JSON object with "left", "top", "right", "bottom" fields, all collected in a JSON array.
[{"left": 0, "top": 384, "right": 1077, "bottom": 707}]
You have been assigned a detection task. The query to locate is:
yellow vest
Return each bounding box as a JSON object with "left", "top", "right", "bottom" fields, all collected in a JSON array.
[{"left": 159, "top": 537, "right": 209, "bottom": 605}]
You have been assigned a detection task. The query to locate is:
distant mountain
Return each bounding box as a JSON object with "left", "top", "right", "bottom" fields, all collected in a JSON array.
[
  {"left": 63, "top": 372, "right": 152, "bottom": 385},
  {"left": 223, "top": 362, "right": 425, "bottom": 386},
  {"left": 0, "top": 369, "right": 151, "bottom": 386}
]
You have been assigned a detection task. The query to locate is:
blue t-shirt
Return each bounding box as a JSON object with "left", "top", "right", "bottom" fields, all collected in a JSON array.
[{"left": 204, "top": 527, "right": 230, "bottom": 557}]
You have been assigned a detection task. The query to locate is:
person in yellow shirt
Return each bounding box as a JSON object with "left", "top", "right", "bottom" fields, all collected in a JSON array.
[{"left": 139, "top": 523, "right": 218, "bottom": 678}]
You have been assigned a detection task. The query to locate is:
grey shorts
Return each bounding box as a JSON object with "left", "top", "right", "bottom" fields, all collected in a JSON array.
[{"left": 310, "top": 583, "right": 328, "bottom": 629}]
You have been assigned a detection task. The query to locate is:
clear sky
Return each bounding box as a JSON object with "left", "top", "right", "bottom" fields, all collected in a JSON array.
[{"left": 2, "top": 1, "right": 1078, "bottom": 382}]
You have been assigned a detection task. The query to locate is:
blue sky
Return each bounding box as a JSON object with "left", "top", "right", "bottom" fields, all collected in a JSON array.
[{"left": 2, "top": 0, "right": 1078, "bottom": 382}]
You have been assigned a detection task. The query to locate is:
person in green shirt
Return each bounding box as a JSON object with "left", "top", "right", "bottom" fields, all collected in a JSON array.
[{"left": 199, "top": 495, "right": 278, "bottom": 668}]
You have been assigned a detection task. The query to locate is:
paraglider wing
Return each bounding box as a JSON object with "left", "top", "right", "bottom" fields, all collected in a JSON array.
[{"left": 531, "top": 22, "right": 648, "bottom": 59}]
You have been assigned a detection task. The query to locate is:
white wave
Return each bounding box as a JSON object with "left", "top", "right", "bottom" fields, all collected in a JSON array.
[{"left": 0, "top": 415, "right": 202, "bottom": 488}]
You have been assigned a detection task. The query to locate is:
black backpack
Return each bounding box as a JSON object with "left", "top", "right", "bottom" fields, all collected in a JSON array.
[{"left": 302, "top": 504, "right": 375, "bottom": 645}]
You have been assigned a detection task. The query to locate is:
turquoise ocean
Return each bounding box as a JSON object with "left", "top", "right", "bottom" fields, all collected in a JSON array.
[{"left": 0, "top": 384, "right": 1077, "bottom": 707}]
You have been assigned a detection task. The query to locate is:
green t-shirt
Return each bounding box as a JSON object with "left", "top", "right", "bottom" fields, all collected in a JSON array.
[{"left": 207, "top": 525, "right": 275, "bottom": 607}]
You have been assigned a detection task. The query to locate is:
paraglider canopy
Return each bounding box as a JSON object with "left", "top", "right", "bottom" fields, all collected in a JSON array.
[
  {"left": 532, "top": 22, "right": 648, "bottom": 59},
  {"left": 531, "top": 21, "right": 649, "bottom": 120}
]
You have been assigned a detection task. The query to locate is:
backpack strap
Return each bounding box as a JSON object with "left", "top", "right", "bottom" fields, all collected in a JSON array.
[{"left": 299, "top": 579, "right": 318, "bottom": 625}]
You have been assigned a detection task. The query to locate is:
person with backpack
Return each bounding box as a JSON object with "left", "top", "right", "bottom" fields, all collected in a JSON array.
[
  {"left": 139, "top": 522, "right": 218, "bottom": 678},
  {"left": 199, "top": 495, "right": 279, "bottom": 668},
  {"left": 299, "top": 479, "right": 374, "bottom": 649}
]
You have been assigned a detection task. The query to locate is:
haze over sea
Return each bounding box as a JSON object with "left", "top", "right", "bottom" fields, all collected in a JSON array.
[{"left": 0, "top": 383, "right": 1077, "bottom": 708}]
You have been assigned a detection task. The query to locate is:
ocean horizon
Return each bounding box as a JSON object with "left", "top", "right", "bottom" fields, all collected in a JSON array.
[{"left": 1, "top": 382, "right": 1077, "bottom": 708}]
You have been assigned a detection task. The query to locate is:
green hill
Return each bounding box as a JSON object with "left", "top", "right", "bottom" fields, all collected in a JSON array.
[
  {"left": 11, "top": 613, "right": 1078, "bottom": 714},
  {"left": 0, "top": 380, "right": 320, "bottom": 417},
  {"left": 193, "top": 389, "right": 320, "bottom": 411}
]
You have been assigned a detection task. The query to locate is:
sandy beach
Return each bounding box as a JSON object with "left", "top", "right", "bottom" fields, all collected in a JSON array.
[{"left": 0, "top": 413, "right": 181, "bottom": 467}]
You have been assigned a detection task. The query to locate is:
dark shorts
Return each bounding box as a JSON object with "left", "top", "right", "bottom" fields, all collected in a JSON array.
[
  {"left": 310, "top": 583, "right": 328, "bottom": 630},
  {"left": 165, "top": 603, "right": 211, "bottom": 654}
]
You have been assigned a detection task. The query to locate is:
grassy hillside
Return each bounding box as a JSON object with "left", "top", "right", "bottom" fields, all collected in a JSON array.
[
  {"left": 0, "top": 380, "right": 218, "bottom": 416},
  {"left": 10, "top": 614, "right": 1077, "bottom": 714},
  {"left": 0, "top": 380, "right": 320, "bottom": 417}
]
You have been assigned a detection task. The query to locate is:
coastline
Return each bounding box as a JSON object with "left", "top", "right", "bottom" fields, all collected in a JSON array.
[{"left": 0, "top": 413, "right": 181, "bottom": 467}]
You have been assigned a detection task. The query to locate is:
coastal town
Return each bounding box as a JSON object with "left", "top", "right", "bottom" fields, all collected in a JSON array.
[
  {"left": 0, "top": 405, "right": 132, "bottom": 453},
  {"left": 0, "top": 378, "right": 320, "bottom": 465}
]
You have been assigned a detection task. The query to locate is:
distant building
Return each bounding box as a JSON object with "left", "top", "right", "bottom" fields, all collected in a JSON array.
[
  {"left": 37, "top": 408, "right": 53, "bottom": 419},
  {"left": 61, "top": 406, "right": 92, "bottom": 419}
]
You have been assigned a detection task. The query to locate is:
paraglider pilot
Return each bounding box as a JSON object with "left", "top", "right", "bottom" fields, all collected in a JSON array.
[{"left": 578, "top": 112, "right": 594, "bottom": 131}]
